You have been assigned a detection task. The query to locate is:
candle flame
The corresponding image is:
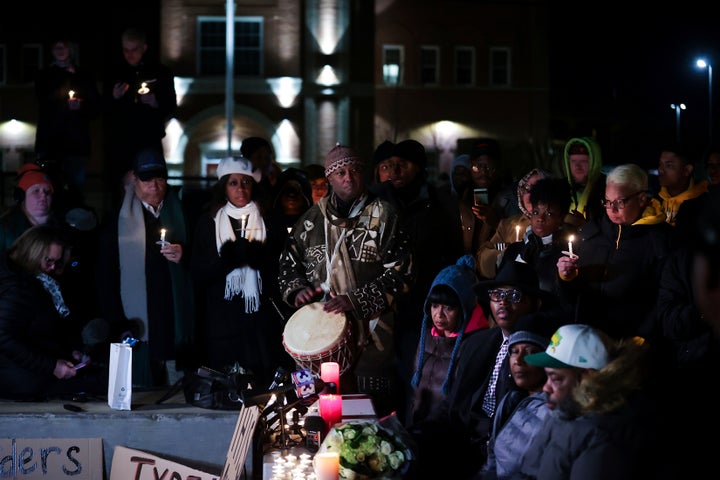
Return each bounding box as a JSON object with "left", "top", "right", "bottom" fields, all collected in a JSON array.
[
  {"left": 68, "top": 90, "right": 75, "bottom": 99},
  {"left": 569, "top": 235, "right": 574, "bottom": 243}
]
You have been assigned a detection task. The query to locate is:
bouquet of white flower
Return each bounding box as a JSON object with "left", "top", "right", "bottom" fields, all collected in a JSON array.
[{"left": 318, "top": 416, "right": 414, "bottom": 479}]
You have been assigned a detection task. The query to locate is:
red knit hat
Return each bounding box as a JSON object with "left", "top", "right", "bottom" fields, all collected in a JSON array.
[{"left": 17, "top": 164, "right": 53, "bottom": 193}]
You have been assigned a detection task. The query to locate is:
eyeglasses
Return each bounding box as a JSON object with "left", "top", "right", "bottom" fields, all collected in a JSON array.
[
  {"left": 43, "top": 256, "right": 64, "bottom": 268},
  {"left": 488, "top": 288, "right": 524, "bottom": 303},
  {"left": 471, "top": 162, "right": 493, "bottom": 173},
  {"left": 530, "top": 209, "right": 557, "bottom": 220},
  {"left": 600, "top": 191, "right": 643, "bottom": 210}
]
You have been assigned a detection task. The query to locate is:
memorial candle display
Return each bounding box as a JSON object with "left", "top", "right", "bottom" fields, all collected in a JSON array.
[
  {"left": 319, "top": 394, "right": 342, "bottom": 429},
  {"left": 320, "top": 362, "right": 340, "bottom": 393}
]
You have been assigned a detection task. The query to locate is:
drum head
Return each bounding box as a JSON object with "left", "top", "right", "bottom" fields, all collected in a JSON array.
[{"left": 283, "top": 302, "right": 346, "bottom": 356}]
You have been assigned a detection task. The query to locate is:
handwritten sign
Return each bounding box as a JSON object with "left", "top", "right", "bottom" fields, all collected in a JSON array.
[
  {"left": 110, "top": 446, "right": 218, "bottom": 480},
  {"left": 0, "top": 438, "right": 103, "bottom": 480}
]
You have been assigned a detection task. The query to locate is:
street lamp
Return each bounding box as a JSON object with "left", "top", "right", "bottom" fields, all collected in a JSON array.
[
  {"left": 696, "top": 58, "right": 713, "bottom": 142},
  {"left": 670, "top": 103, "right": 687, "bottom": 142}
]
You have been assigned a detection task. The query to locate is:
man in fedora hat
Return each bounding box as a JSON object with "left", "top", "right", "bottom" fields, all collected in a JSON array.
[{"left": 408, "top": 259, "right": 566, "bottom": 479}]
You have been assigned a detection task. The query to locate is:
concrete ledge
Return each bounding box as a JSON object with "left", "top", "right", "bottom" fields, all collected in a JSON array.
[{"left": 0, "top": 390, "right": 250, "bottom": 479}]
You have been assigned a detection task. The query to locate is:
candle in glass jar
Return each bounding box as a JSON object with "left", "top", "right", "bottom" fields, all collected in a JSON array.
[
  {"left": 568, "top": 235, "right": 574, "bottom": 257},
  {"left": 515, "top": 225, "right": 520, "bottom": 242},
  {"left": 313, "top": 452, "right": 339, "bottom": 480},
  {"left": 319, "top": 394, "right": 342, "bottom": 429},
  {"left": 320, "top": 362, "right": 340, "bottom": 393}
]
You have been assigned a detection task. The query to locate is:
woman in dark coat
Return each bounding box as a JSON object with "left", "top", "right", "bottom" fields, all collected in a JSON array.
[
  {"left": 0, "top": 225, "right": 106, "bottom": 400},
  {"left": 191, "top": 156, "right": 294, "bottom": 386}
]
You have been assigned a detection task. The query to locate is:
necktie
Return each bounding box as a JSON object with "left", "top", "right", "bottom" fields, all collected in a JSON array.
[{"left": 482, "top": 338, "right": 509, "bottom": 416}]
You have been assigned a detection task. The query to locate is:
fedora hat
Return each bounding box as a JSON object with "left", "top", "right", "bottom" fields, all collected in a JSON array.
[{"left": 474, "top": 260, "right": 541, "bottom": 298}]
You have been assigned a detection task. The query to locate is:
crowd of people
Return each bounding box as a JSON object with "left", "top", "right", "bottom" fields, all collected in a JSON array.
[{"left": 2, "top": 26, "right": 720, "bottom": 480}]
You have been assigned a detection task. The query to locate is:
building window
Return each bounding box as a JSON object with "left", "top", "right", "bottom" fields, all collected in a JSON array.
[
  {"left": 198, "top": 17, "right": 263, "bottom": 76},
  {"left": 455, "top": 46, "right": 475, "bottom": 86},
  {"left": 0, "top": 45, "right": 6, "bottom": 85},
  {"left": 22, "top": 44, "right": 42, "bottom": 83},
  {"left": 383, "top": 45, "right": 403, "bottom": 86},
  {"left": 420, "top": 46, "right": 439, "bottom": 85},
  {"left": 490, "top": 47, "right": 511, "bottom": 87}
]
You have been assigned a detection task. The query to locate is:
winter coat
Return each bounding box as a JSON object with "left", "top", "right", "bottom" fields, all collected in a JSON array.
[{"left": 557, "top": 200, "right": 672, "bottom": 339}]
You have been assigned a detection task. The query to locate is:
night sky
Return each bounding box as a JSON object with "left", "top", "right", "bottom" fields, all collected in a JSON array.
[{"left": 547, "top": 5, "right": 720, "bottom": 167}]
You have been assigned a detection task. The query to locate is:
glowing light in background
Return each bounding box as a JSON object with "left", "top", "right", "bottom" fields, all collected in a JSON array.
[
  {"left": 269, "top": 77, "right": 302, "bottom": 108},
  {"left": 317, "top": 65, "right": 340, "bottom": 86}
]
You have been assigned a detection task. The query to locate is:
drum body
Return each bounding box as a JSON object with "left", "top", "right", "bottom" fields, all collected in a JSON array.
[{"left": 282, "top": 302, "right": 355, "bottom": 376}]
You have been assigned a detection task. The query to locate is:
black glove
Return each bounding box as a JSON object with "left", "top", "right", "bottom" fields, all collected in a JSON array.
[{"left": 220, "top": 238, "right": 249, "bottom": 267}]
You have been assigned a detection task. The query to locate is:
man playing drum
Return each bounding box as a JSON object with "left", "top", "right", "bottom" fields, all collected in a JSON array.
[{"left": 278, "top": 143, "right": 414, "bottom": 417}]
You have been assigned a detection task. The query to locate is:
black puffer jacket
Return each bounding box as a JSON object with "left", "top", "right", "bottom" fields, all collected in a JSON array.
[{"left": 0, "top": 253, "right": 80, "bottom": 396}]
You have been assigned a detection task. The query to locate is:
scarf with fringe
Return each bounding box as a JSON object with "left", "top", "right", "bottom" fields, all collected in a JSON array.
[{"left": 214, "top": 201, "right": 266, "bottom": 313}]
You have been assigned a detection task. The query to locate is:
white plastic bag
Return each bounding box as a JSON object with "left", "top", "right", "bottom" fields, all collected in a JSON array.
[{"left": 108, "top": 342, "right": 132, "bottom": 410}]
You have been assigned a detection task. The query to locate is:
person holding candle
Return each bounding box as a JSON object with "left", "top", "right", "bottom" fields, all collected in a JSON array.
[
  {"left": 96, "top": 147, "right": 196, "bottom": 388},
  {"left": 34, "top": 36, "right": 101, "bottom": 209},
  {"left": 556, "top": 163, "right": 673, "bottom": 342},
  {"left": 191, "top": 155, "right": 294, "bottom": 386},
  {"left": 278, "top": 143, "right": 413, "bottom": 418},
  {"left": 103, "top": 27, "right": 177, "bottom": 209},
  {"left": 476, "top": 168, "right": 554, "bottom": 280},
  {"left": 497, "top": 177, "right": 576, "bottom": 316}
]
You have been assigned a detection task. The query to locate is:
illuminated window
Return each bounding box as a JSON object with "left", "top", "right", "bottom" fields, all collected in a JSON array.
[
  {"left": 197, "top": 17, "right": 263, "bottom": 76},
  {"left": 383, "top": 45, "right": 403, "bottom": 86}
]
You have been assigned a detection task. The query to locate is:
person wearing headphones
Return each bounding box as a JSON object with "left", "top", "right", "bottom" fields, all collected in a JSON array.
[{"left": 0, "top": 163, "right": 63, "bottom": 252}]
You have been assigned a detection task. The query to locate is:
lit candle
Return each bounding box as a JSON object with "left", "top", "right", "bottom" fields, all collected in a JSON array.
[
  {"left": 313, "top": 452, "right": 339, "bottom": 480},
  {"left": 515, "top": 225, "right": 520, "bottom": 242},
  {"left": 320, "top": 362, "right": 340, "bottom": 393},
  {"left": 568, "top": 235, "right": 574, "bottom": 257},
  {"left": 138, "top": 82, "right": 149, "bottom": 94},
  {"left": 319, "top": 393, "right": 343, "bottom": 429},
  {"left": 160, "top": 228, "right": 166, "bottom": 243},
  {"left": 68, "top": 90, "right": 75, "bottom": 100},
  {"left": 240, "top": 214, "right": 248, "bottom": 239}
]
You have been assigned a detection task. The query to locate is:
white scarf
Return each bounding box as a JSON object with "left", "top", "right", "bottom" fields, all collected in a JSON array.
[
  {"left": 213, "top": 201, "right": 266, "bottom": 313},
  {"left": 118, "top": 186, "right": 150, "bottom": 340},
  {"left": 36, "top": 273, "right": 70, "bottom": 318}
]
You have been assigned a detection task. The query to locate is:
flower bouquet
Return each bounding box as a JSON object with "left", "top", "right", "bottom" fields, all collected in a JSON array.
[{"left": 317, "top": 414, "right": 415, "bottom": 479}]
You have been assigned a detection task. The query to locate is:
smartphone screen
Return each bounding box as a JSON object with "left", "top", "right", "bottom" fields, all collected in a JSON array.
[{"left": 474, "top": 188, "right": 489, "bottom": 205}]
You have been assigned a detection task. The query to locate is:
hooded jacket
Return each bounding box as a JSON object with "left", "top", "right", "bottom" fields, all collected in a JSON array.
[
  {"left": 562, "top": 137, "right": 606, "bottom": 223},
  {"left": 410, "top": 254, "right": 489, "bottom": 423}
]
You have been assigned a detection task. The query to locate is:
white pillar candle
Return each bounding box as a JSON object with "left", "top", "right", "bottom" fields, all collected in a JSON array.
[{"left": 568, "top": 235, "right": 574, "bottom": 256}]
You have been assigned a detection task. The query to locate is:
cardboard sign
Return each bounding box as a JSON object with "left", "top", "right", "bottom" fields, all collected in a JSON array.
[
  {"left": 0, "top": 438, "right": 103, "bottom": 480},
  {"left": 221, "top": 405, "right": 260, "bottom": 480},
  {"left": 110, "top": 446, "right": 218, "bottom": 480}
]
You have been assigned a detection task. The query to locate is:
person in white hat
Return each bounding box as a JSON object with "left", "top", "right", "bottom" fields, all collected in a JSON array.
[
  {"left": 190, "top": 155, "right": 295, "bottom": 386},
  {"left": 517, "top": 324, "right": 657, "bottom": 480}
]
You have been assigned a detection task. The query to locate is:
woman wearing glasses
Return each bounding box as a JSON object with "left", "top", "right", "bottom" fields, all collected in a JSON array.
[
  {"left": 0, "top": 225, "right": 107, "bottom": 400},
  {"left": 556, "top": 163, "right": 672, "bottom": 340}
]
